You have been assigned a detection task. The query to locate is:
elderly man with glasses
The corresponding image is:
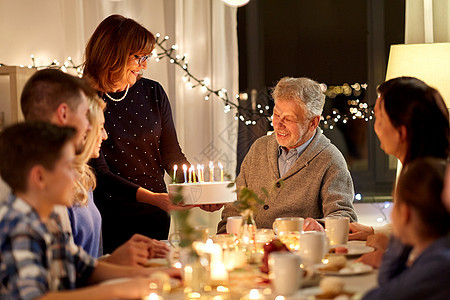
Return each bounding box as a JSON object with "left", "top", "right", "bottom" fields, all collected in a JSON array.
[{"left": 218, "top": 77, "right": 357, "bottom": 233}]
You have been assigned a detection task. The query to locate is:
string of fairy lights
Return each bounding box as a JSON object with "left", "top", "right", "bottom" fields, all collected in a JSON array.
[
  {"left": 321, "top": 82, "right": 373, "bottom": 130},
  {"left": 0, "top": 34, "right": 373, "bottom": 127},
  {"left": 151, "top": 33, "right": 273, "bottom": 125}
]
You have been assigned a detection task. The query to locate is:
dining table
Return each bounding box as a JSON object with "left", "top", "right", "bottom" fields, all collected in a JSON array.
[{"left": 141, "top": 240, "right": 378, "bottom": 300}]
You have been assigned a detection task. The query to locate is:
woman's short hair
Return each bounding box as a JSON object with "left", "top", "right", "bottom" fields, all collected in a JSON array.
[
  {"left": 83, "top": 14, "right": 156, "bottom": 92},
  {"left": 377, "top": 77, "right": 450, "bottom": 165},
  {"left": 272, "top": 77, "right": 325, "bottom": 120},
  {"left": 395, "top": 157, "right": 450, "bottom": 237}
]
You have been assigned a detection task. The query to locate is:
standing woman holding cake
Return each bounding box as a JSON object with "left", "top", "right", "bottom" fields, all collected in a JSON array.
[{"left": 83, "top": 14, "right": 199, "bottom": 253}]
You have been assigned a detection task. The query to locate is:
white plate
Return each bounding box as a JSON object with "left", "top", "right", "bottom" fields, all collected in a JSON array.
[
  {"left": 327, "top": 241, "right": 374, "bottom": 256},
  {"left": 316, "top": 262, "right": 374, "bottom": 276},
  {"left": 318, "top": 268, "right": 373, "bottom": 276}
]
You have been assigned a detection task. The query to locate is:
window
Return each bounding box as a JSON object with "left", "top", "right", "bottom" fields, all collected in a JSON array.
[{"left": 236, "top": 0, "right": 405, "bottom": 201}]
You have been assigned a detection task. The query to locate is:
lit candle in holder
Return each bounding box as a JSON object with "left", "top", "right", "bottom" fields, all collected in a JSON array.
[
  {"left": 210, "top": 260, "right": 228, "bottom": 281},
  {"left": 194, "top": 239, "right": 228, "bottom": 282},
  {"left": 182, "top": 164, "right": 188, "bottom": 183},
  {"left": 218, "top": 162, "right": 224, "bottom": 182},
  {"left": 173, "top": 164, "right": 178, "bottom": 183},
  {"left": 209, "top": 161, "right": 214, "bottom": 182},
  {"left": 247, "top": 289, "right": 264, "bottom": 300}
]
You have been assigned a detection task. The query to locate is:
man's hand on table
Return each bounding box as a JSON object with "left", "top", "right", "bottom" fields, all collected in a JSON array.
[
  {"left": 348, "top": 222, "right": 375, "bottom": 241},
  {"left": 303, "top": 217, "right": 325, "bottom": 232}
]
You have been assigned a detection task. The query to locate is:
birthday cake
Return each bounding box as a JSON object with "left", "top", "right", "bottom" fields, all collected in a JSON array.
[{"left": 168, "top": 181, "right": 236, "bottom": 205}]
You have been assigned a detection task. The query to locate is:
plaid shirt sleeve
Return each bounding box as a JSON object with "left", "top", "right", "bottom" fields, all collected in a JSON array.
[
  {"left": 52, "top": 205, "right": 96, "bottom": 287},
  {"left": 67, "top": 236, "right": 97, "bottom": 287},
  {"left": 1, "top": 217, "right": 50, "bottom": 300},
  {"left": 1, "top": 200, "right": 96, "bottom": 299}
]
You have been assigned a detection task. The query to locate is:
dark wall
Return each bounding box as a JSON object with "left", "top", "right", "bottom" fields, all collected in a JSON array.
[
  {"left": 262, "top": 0, "right": 368, "bottom": 86},
  {"left": 238, "top": 0, "right": 405, "bottom": 90}
]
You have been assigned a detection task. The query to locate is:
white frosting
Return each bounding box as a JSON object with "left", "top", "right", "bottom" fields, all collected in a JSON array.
[{"left": 168, "top": 181, "right": 236, "bottom": 204}]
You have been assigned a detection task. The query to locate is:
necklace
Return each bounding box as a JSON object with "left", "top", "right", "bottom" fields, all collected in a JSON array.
[{"left": 104, "top": 84, "right": 130, "bottom": 102}]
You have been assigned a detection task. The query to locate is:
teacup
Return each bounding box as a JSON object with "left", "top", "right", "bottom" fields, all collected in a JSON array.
[
  {"left": 297, "top": 231, "right": 328, "bottom": 265},
  {"left": 325, "top": 216, "right": 349, "bottom": 245},
  {"left": 226, "top": 216, "right": 243, "bottom": 235},
  {"left": 268, "top": 252, "right": 303, "bottom": 295},
  {"left": 273, "top": 217, "right": 304, "bottom": 235}
]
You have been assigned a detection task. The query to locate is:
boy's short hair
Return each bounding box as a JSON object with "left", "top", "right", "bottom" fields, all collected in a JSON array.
[
  {"left": 21, "top": 69, "right": 95, "bottom": 121},
  {"left": 0, "top": 122, "right": 76, "bottom": 192}
]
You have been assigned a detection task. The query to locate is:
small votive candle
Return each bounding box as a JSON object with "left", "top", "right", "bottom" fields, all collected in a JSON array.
[
  {"left": 223, "top": 249, "right": 246, "bottom": 271},
  {"left": 210, "top": 261, "right": 228, "bottom": 281},
  {"left": 248, "top": 289, "right": 264, "bottom": 300},
  {"left": 218, "top": 162, "right": 224, "bottom": 182},
  {"left": 209, "top": 161, "right": 214, "bottom": 182},
  {"left": 173, "top": 165, "right": 178, "bottom": 184},
  {"left": 182, "top": 164, "right": 188, "bottom": 183}
]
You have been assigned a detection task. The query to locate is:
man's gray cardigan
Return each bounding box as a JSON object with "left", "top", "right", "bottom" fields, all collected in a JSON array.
[{"left": 217, "top": 128, "right": 357, "bottom": 233}]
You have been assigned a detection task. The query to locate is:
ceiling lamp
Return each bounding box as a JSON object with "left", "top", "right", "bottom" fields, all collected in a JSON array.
[{"left": 223, "top": 0, "right": 250, "bottom": 7}]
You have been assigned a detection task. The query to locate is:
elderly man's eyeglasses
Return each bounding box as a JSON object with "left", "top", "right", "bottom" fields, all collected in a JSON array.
[
  {"left": 134, "top": 54, "right": 151, "bottom": 66},
  {"left": 272, "top": 112, "right": 300, "bottom": 125}
]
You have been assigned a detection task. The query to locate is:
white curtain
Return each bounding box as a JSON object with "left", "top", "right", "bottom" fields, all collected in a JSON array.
[
  {"left": 405, "top": 0, "right": 450, "bottom": 43},
  {"left": 0, "top": 0, "right": 239, "bottom": 233},
  {"left": 169, "top": 0, "right": 239, "bottom": 234}
]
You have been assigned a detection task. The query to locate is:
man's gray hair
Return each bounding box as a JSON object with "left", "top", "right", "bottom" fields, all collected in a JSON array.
[{"left": 272, "top": 77, "right": 325, "bottom": 120}]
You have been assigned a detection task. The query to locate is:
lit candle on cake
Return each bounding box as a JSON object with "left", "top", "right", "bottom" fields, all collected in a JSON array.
[
  {"left": 191, "top": 165, "right": 197, "bottom": 183},
  {"left": 172, "top": 164, "right": 178, "bottom": 184},
  {"left": 201, "top": 164, "right": 205, "bottom": 182},
  {"left": 197, "top": 164, "right": 202, "bottom": 182},
  {"left": 182, "top": 164, "right": 188, "bottom": 183},
  {"left": 209, "top": 161, "right": 214, "bottom": 182},
  {"left": 218, "top": 162, "right": 224, "bottom": 182},
  {"left": 188, "top": 167, "right": 192, "bottom": 183},
  {"left": 189, "top": 165, "right": 195, "bottom": 183}
]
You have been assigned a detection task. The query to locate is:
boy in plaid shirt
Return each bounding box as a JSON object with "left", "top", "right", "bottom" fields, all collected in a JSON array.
[{"left": 0, "top": 122, "right": 177, "bottom": 300}]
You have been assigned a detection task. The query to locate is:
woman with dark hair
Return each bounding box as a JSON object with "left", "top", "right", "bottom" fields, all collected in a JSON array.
[
  {"left": 83, "top": 15, "right": 193, "bottom": 253},
  {"left": 350, "top": 77, "right": 450, "bottom": 238},
  {"left": 375, "top": 76, "right": 449, "bottom": 166},
  {"left": 363, "top": 157, "right": 450, "bottom": 299},
  {"left": 348, "top": 77, "right": 450, "bottom": 268}
]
